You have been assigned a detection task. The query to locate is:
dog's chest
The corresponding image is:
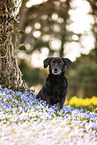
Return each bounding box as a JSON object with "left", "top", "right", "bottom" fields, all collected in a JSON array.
[{"left": 45, "top": 77, "right": 67, "bottom": 95}]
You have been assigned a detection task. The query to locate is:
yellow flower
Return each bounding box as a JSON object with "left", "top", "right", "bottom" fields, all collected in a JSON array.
[
  {"left": 84, "top": 98, "right": 91, "bottom": 106},
  {"left": 90, "top": 96, "right": 97, "bottom": 105},
  {"left": 68, "top": 96, "right": 97, "bottom": 107},
  {"left": 69, "top": 96, "right": 78, "bottom": 105}
]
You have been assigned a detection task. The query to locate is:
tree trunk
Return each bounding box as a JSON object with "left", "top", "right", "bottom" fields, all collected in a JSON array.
[{"left": 0, "top": 0, "right": 26, "bottom": 91}]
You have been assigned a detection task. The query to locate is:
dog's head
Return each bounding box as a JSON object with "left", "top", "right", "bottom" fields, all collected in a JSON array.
[{"left": 44, "top": 57, "right": 72, "bottom": 75}]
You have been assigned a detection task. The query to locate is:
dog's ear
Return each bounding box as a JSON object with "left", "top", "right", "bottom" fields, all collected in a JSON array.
[
  {"left": 62, "top": 58, "right": 72, "bottom": 69},
  {"left": 44, "top": 57, "right": 52, "bottom": 68}
]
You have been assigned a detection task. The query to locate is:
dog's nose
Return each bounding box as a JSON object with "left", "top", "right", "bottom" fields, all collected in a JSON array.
[{"left": 54, "top": 67, "right": 58, "bottom": 72}]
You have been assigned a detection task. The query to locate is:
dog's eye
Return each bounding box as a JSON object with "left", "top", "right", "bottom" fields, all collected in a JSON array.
[
  {"left": 51, "top": 62, "right": 55, "bottom": 65},
  {"left": 59, "top": 62, "right": 62, "bottom": 64}
]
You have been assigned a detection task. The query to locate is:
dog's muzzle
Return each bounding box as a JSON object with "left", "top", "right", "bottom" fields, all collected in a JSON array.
[{"left": 52, "top": 67, "right": 61, "bottom": 75}]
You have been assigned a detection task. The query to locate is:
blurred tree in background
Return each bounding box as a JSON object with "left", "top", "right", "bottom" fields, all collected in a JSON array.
[
  {"left": 19, "top": 60, "right": 48, "bottom": 86},
  {"left": 69, "top": 0, "right": 97, "bottom": 98},
  {"left": 67, "top": 52, "right": 97, "bottom": 99},
  {"left": 87, "top": 0, "right": 97, "bottom": 62},
  {"left": 67, "top": 0, "right": 97, "bottom": 98},
  {"left": 18, "top": 0, "right": 75, "bottom": 57}
]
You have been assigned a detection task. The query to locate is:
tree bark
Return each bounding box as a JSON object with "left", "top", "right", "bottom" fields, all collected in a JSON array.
[{"left": 0, "top": 0, "right": 26, "bottom": 91}]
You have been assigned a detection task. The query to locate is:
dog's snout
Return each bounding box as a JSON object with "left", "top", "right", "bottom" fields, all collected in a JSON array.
[{"left": 52, "top": 67, "right": 61, "bottom": 75}]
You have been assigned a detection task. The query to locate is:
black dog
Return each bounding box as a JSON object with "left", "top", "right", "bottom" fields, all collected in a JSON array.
[{"left": 36, "top": 57, "right": 72, "bottom": 109}]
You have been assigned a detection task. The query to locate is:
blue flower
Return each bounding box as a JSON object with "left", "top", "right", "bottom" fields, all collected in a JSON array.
[
  {"left": 0, "top": 86, "right": 97, "bottom": 144},
  {"left": 0, "top": 84, "right": 2, "bottom": 90}
]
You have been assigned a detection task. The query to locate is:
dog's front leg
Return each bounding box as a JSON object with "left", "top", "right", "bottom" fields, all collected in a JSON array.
[
  {"left": 59, "top": 102, "right": 63, "bottom": 109},
  {"left": 46, "top": 96, "right": 51, "bottom": 107},
  {"left": 59, "top": 97, "right": 66, "bottom": 109}
]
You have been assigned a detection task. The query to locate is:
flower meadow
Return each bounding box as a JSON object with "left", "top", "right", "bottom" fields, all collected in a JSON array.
[{"left": 0, "top": 85, "right": 97, "bottom": 145}]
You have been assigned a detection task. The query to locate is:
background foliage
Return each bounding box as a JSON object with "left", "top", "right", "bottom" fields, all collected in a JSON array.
[
  {"left": 0, "top": 0, "right": 97, "bottom": 98},
  {"left": 17, "top": 0, "right": 97, "bottom": 98},
  {"left": 67, "top": 53, "right": 97, "bottom": 98}
]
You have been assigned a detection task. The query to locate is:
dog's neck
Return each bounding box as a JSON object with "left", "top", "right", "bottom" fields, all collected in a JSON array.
[{"left": 48, "top": 72, "right": 65, "bottom": 82}]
